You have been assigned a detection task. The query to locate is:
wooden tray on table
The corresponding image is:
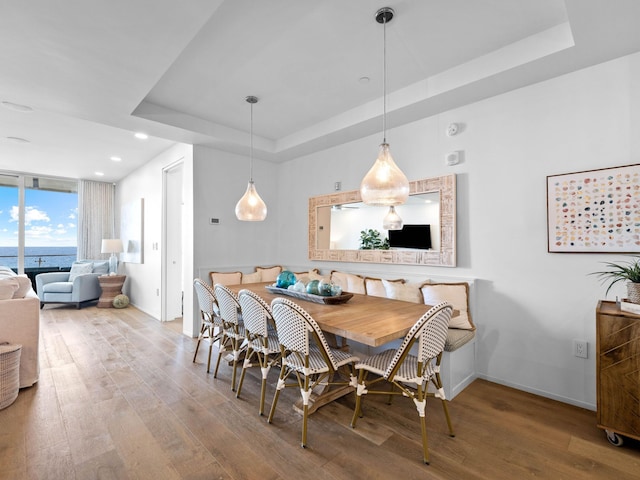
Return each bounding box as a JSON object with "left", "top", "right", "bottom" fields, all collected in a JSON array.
[{"left": 265, "top": 285, "right": 353, "bottom": 305}]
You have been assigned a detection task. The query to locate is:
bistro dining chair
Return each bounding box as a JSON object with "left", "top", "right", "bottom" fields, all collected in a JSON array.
[
  {"left": 192, "top": 278, "right": 228, "bottom": 373},
  {"left": 213, "top": 284, "right": 247, "bottom": 391},
  {"left": 268, "top": 297, "right": 360, "bottom": 448},
  {"left": 350, "top": 301, "right": 454, "bottom": 464},
  {"left": 237, "top": 289, "right": 282, "bottom": 415}
]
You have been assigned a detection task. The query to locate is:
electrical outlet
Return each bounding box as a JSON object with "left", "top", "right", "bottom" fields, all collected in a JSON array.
[{"left": 573, "top": 339, "right": 588, "bottom": 358}]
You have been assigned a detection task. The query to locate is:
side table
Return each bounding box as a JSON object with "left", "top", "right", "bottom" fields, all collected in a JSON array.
[{"left": 97, "top": 275, "right": 126, "bottom": 308}]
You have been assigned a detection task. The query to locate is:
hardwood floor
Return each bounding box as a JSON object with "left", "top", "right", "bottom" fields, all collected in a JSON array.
[{"left": 2, "top": 305, "right": 639, "bottom": 479}]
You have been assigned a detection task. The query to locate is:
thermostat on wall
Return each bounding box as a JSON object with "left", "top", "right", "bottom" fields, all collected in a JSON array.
[{"left": 446, "top": 151, "right": 460, "bottom": 166}]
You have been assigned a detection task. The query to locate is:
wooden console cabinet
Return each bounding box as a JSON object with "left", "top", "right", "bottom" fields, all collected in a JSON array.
[{"left": 596, "top": 300, "right": 640, "bottom": 446}]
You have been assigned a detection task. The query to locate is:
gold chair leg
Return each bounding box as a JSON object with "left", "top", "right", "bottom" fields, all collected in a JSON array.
[
  {"left": 301, "top": 401, "right": 308, "bottom": 448},
  {"left": 230, "top": 340, "right": 240, "bottom": 392},
  {"left": 192, "top": 323, "right": 207, "bottom": 363},
  {"left": 300, "top": 373, "right": 314, "bottom": 448},
  {"left": 351, "top": 370, "right": 366, "bottom": 427},
  {"left": 420, "top": 414, "right": 430, "bottom": 464},
  {"left": 259, "top": 376, "right": 267, "bottom": 416},
  {"left": 268, "top": 365, "right": 287, "bottom": 424},
  {"left": 432, "top": 373, "right": 455, "bottom": 437},
  {"left": 206, "top": 341, "right": 214, "bottom": 373},
  {"left": 213, "top": 337, "right": 227, "bottom": 377},
  {"left": 213, "top": 352, "right": 223, "bottom": 377},
  {"left": 441, "top": 398, "right": 455, "bottom": 437},
  {"left": 236, "top": 347, "right": 254, "bottom": 399}
]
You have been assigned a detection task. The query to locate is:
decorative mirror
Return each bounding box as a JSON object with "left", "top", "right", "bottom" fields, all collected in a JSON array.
[{"left": 308, "top": 174, "right": 456, "bottom": 266}]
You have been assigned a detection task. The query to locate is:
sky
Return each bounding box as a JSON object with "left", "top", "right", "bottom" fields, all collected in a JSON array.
[{"left": 0, "top": 186, "right": 78, "bottom": 247}]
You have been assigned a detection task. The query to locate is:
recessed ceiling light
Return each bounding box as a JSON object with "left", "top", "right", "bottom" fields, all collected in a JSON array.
[
  {"left": 6, "top": 136, "right": 30, "bottom": 143},
  {"left": 134, "top": 132, "right": 148, "bottom": 140},
  {"left": 95, "top": 172, "right": 105, "bottom": 176},
  {"left": 110, "top": 156, "right": 122, "bottom": 162},
  {"left": 2, "top": 101, "right": 33, "bottom": 113}
]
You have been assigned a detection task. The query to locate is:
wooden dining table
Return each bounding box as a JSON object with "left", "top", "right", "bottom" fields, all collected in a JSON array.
[{"left": 226, "top": 282, "right": 434, "bottom": 348}]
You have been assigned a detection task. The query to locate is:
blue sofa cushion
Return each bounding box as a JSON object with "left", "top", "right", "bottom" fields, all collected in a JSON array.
[
  {"left": 42, "top": 282, "right": 73, "bottom": 294},
  {"left": 92, "top": 261, "right": 109, "bottom": 275},
  {"left": 68, "top": 262, "right": 93, "bottom": 281}
]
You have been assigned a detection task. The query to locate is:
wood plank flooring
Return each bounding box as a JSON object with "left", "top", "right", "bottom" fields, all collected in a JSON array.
[{"left": 1, "top": 305, "right": 639, "bottom": 479}]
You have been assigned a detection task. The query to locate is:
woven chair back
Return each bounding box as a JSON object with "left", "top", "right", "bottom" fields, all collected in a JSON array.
[
  {"left": 214, "top": 284, "right": 241, "bottom": 327},
  {"left": 194, "top": 278, "right": 219, "bottom": 320},
  {"left": 271, "top": 297, "right": 338, "bottom": 369},
  {"left": 384, "top": 302, "right": 453, "bottom": 380},
  {"left": 238, "top": 289, "right": 272, "bottom": 338}
]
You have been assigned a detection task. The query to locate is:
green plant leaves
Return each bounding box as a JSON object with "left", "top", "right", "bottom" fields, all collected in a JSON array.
[
  {"left": 359, "top": 229, "right": 390, "bottom": 250},
  {"left": 590, "top": 256, "right": 640, "bottom": 296}
]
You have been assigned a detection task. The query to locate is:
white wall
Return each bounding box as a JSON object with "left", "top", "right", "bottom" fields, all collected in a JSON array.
[
  {"left": 116, "top": 143, "right": 194, "bottom": 322},
  {"left": 192, "top": 145, "right": 280, "bottom": 279},
  {"left": 274, "top": 52, "right": 640, "bottom": 410}
]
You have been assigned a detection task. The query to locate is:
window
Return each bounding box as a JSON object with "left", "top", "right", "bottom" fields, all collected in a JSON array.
[{"left": 0, "top": 173, "right": 78, "bottom": 275}]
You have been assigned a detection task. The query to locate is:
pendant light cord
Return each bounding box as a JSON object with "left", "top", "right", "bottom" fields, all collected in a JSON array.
[
  {"left": 249, "top": 100, "right": 254, "bottom": 182},
  {"left": 382, "top": 13, "right": 387, "bottom": 144}
]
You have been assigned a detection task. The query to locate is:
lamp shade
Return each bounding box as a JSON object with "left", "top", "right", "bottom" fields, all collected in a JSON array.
[
  {"left": 235, "top": 181, "right": 267, "bottom": 221},
  {"left": 382, "top": 206, "right": 403, "bottom": 230},
  {"left": 101, "top": 239, "right": 123, "bottom": 254},
  {"left": 360, "top": 143, "right": 410, "bottom": 206}
]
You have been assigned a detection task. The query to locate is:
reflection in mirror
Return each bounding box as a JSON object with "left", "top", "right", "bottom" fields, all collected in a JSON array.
[
  {"left": 318, "top": 192, "right": 440, "bottom": 251},
  {"left": 309, "top": 174, "right": 456, "bottom": 267}
]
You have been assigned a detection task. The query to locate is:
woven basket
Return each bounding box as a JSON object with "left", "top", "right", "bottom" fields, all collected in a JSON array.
[
  {"left": 628, "top": 282, "right": 640, "bottom": 304},
  {"left": 0, "top": 343, "right": 21, "bottom": 410}
]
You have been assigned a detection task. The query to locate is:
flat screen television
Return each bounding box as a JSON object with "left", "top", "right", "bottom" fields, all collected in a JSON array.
[{"left": 388, "top": 224, "right": 432, "bottom": 250}]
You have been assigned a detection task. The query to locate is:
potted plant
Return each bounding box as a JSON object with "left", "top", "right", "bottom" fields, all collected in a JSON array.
[
  {"left": 359, "top": 229, "right": 390, "bottom": 250},
  {"left": 592, "top": 256, "right": 640, "bottom": 304}
]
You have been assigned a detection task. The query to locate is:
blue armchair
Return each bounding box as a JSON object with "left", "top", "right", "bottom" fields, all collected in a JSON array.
[{"left": 36, "top": 260, "right": 109, "bottom": 309}]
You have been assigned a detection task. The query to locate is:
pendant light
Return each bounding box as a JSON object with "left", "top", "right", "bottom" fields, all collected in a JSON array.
[
  {"left": 382, "top": 205, "right": 403, "bottom": 230},
  {"left": 235, "top": 95, "right": 267, "bottom": 221},
  {"left": 360, "top": 7, "right": 410, "bottom": 207}
]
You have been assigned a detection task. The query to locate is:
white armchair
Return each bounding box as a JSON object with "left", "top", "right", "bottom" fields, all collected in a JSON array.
[{"left": 36, "top": 260, "right": 108, "bottom": 309}]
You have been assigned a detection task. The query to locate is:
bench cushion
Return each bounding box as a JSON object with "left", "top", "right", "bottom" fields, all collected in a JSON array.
[
  {"left": 445, "top": 328, "right": 475, "bottom": 351},
  {"left": 365, "top": 277, "right": 404, "bottom": 297},
  {"left": 210, "top": 271, "right": 242, "bottom": 286},
  {"left": 382, "top": 279, "right": 425, "bottom": 304},
  {"left": 331, "top": 271, "right": 366, "bottom": 294},
  {"left": 421, "top": 282, "right": 474, "bottom": 330},
  {"left": 242, "top": 271, "right": 262, "bottom": 284},
  {"left": 255, "top": 265, "right": 282, "bottom": 282}
]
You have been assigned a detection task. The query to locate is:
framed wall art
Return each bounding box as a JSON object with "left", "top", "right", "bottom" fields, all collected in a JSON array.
[{"left": 547, "top": 164, "right": 640, "bottom": 253}]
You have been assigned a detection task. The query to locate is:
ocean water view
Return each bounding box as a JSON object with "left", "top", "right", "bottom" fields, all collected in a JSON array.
[{"left": 0, "top": 246, "right": 77, "bottom": 270}]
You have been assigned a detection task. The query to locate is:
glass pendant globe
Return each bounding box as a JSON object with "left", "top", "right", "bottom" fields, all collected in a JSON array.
[
  {"left": 360, "top": 143, "right": 409, "bottom": 206},
  {"left": 382, "top": 205, "right": 403, "bottom": 230},
  {"left": 235, "top": 180, "right": 267, "bottom": 221}
]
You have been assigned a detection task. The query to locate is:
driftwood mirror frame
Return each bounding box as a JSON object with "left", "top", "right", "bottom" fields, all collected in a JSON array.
[{"left": 308, "top": 174, "right": 456, "bottom": 267}]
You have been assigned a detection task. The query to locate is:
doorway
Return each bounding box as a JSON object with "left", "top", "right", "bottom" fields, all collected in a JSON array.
[{"left": 162, "top": 161, "right": 184, "bottom": 321}]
